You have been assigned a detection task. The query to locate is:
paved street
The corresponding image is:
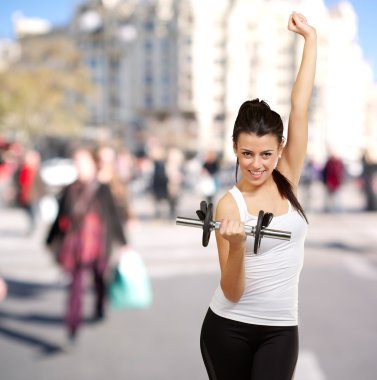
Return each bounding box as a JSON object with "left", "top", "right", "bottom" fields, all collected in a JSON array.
[{"left": 1, "top": 182, "right": 377, "bottom": 380}]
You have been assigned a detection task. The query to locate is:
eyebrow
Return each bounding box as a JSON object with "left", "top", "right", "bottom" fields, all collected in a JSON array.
[{"left": 240, "top": 148, "right": 275, "bottom": 153}]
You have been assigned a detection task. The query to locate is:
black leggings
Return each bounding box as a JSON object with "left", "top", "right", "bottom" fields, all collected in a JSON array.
[{"left": 200, "top": 308, "right": 298, "bottom": 380}]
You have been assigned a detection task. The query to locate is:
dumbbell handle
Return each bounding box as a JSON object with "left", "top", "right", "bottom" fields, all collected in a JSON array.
[{"left": 176, "top": 217, "right": 291, "bottom": 241}]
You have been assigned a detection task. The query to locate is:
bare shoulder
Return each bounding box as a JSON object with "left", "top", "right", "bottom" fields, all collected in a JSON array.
[{"left": 215, "top": 191, "right": 240, "bottom": 220}]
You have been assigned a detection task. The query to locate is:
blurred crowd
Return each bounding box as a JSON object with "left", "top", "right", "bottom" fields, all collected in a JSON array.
[
  {"left": 1, "top": 137, "right": 377, "bottom": 232},
  {"left": 0, "top": 137, "right": 225, "bottom": 230}
]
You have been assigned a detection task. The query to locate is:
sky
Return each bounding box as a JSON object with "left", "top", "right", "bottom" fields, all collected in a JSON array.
[
  {"left": 0, "top": 0, "right": 376, "bottom": 80},
  {"left": 324, "top": 0, "right": 377, "bottom": 80}
]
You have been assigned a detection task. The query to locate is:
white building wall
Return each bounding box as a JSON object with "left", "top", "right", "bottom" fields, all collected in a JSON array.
[
  {"left": 66, "top": 0, "right": 376, "bottom": 160},
  {"left": 189, "top": 0, "right": 230, "bottom": 151},
  {"left": 224, "top": 0, "right": 295, "bottom": 159},
  {"left": 365, "top": 85, "right": 377, "bottom": 162},
  {"left": 323, "top": 2, "right": 373, "bottom": 164},
  {"left": 224, "top": 0, "right": 375, "bottom": 164}
]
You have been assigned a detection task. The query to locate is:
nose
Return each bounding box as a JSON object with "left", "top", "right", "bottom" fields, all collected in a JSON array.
[{"left": 250, "top": 156, "right": 262, "bottom": 169}]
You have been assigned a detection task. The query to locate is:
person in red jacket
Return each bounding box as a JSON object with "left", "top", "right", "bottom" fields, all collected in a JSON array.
[
  {"left": 322, "top": 153, "right": 345, "bottom": 212},
  {"left": 15, "top": 149, "right": 44, "bottom": 234}
]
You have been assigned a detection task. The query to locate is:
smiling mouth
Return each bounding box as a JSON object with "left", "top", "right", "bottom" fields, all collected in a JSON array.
[{"left": 249, "top": 170, "right": 265, "bottom": 177}]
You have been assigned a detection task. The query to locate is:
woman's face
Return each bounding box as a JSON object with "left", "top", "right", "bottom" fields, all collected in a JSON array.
[
  {"left": 233, "top": 132, "right": 283, "bottom": 186},
  {"left": 73, "top": 150, "right": 97, "bottom": 182}
]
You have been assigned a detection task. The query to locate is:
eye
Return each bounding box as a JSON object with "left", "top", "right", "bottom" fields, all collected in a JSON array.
[
  {"left": 262, "top": 152, "right": 273, "bottom": 158},
  {"left": 242, "top": 151, "right": 252, "bottom": 157}
]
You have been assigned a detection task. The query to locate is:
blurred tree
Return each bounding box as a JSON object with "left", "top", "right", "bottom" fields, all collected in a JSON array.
[{"left": 0, "top": 34, "right": 94, "bottom": 142}]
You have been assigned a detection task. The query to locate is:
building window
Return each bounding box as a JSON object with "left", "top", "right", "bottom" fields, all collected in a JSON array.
[
  {"left": 161, "top": 74, "right": 169, "bottom": 85},
  {"left": 145, "top": 74, "right": 153, "bottom": 85},
  {"left": 144, "top": 40, "right": 153, "bottom": 51},
  {"left": 162, "top": 95, "right": 170, "bottom": 105},
  {"left": 86, "top": 57, "right": 97, "bottom": 68},
  {"left": 144, "top": 21, "right": 154, "bottom": 32},
  {"left": 145, "top": 95, "right": 153, "bottom": 107}
]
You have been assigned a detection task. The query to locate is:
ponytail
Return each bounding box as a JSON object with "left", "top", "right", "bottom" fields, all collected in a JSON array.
[{"left": 272, "top": 169, "right": 308, "bottom": 223}]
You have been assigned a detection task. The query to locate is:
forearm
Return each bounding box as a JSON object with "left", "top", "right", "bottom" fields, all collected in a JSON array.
[
  {"left": 220, "top": 244, "right": 245, "bottom": 303},
  {"left": 291, "top": 33, "right": 317, "bottom": 110}
]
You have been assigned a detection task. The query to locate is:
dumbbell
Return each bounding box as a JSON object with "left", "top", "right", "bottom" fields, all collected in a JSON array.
[{"left": 176, "top": 201, "right": 291, "bottom": 254}]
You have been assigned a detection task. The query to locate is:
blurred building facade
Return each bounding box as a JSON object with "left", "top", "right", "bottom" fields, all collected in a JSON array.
[
  {"left": 0, "top": 39, "right": 21, "bottom": 71},
  {"left": 7, "top": 0, "right": 377, "bottom": 168}
]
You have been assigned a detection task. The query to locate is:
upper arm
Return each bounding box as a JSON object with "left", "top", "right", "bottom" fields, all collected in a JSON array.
[
  {"left": 278, "top": 107, "right": 308, "bottom": 186},
  {"left": 214, "top": 193, "right": 240, "bottom": 272},
  {"left": 278, "top": 35, "right": 317, "bottom": 187}
]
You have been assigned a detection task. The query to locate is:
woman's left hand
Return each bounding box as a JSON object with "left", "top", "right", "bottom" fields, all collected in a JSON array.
[{"left": 288, "top": 12, "right": 316, "bottom": 39}]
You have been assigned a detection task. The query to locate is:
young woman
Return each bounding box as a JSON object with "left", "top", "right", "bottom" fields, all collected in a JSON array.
[
  {"left": 200, "top": 12, "right": 317, "bottom": 380},
  {"left": 46, "top": 147, "right": 127, "bottom": 342}
]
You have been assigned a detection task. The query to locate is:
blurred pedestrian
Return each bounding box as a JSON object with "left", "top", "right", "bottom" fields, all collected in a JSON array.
[
  {"left": 200, "top": 12, "right": 316, "bottom": 379},
  {"left": 96, "top": 145, "right": 133, "bottom": 224},
  {"left": 200, "top": 150, "right": 221, "bottom": 205},
  {"left": 46, "top": 146, "right": 127, "bottom": 343},
  {"left": 299, "top": 158, "right": 315, "bottom": 211},
  {"left": 14, "top": 149, "right": 45, "bottom": 234},
  {"left": 116, "top": 148, "right": 136, "bottom": 190},
  {"left": 166, "top": 147, "right": 184, "bottom": 219},
  {"left": 322, "top": 153, "right": 344, "bottom": 212},
  {"left": 0, "top": 276, "right": 7, "bottom": 304},
  {"left": 149, "top": 146, "right": 169, "bottom": 219},
  {"left": 361, "top": 151, "right": 377, "bottom": 211}
]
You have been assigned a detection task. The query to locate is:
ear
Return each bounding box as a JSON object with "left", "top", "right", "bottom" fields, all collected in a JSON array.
[{"left": 278, "top": 140, "right": 285, "bottom": 158}]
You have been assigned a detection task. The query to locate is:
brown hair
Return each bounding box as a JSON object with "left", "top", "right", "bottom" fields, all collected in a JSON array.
[{"left": 233, "top": 99, "right": 308, "bottom": 223}]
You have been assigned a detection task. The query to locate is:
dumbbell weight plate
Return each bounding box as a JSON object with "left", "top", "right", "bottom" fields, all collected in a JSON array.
[
  {"left": 196, "top": 200, "right": 207, "bottom": 221},
  {"left": 261, "top": 212, "right": 273, "bottom": 229},
  {"left": 202, "top": 202, "right": 213, "bottom": 247},
  {"left": 253, "top": 210, "right": 265, "bottom": 254}
]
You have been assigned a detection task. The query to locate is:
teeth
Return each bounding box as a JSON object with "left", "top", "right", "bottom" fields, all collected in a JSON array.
[{"left": 249, "top": 171, "right": 263, "bottom": 176}]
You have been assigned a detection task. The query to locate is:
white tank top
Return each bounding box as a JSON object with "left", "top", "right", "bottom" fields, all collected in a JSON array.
[{"left": 209, "top": 186, "right": 308, "bottom": 326}]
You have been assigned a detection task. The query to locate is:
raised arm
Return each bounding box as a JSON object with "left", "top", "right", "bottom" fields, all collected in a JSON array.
[{"left": 278, "top": 12, "right": 317, "bottom": 187}]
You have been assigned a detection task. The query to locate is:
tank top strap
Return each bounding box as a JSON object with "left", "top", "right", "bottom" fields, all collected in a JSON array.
[{"left": 228, "top": 186, "right": 249, "bottom": 222}]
